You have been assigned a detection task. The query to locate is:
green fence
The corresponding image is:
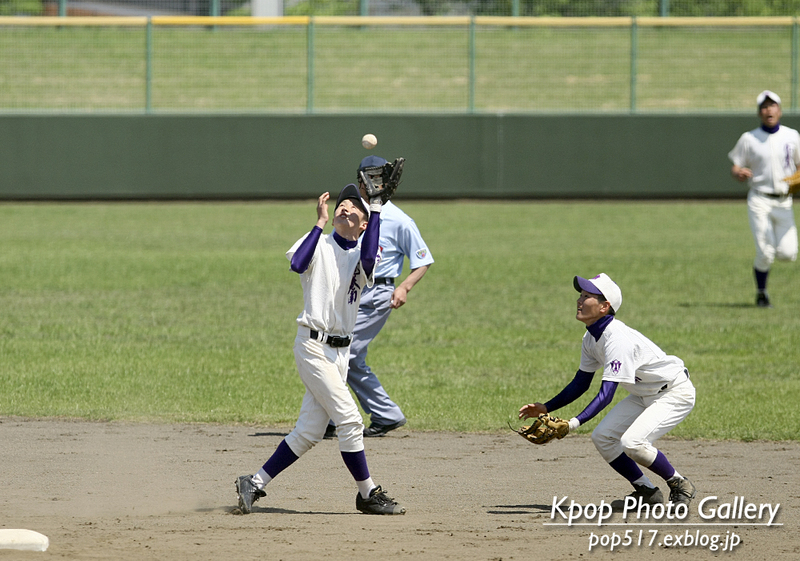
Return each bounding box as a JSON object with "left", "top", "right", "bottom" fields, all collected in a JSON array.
[
  {"left": 0, "top": 114, "right": 761, "bottom": 199},
  {"left": 1, "top": 15, "right": 799, "bottom": 113}
]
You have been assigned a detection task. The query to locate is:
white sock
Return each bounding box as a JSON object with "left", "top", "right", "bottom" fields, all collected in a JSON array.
[
  {"left": 632, "top": 475, "right": 655, "bottom": 488},
  {"left": 668, "top": 471, "right": 683, "bottom": 482},
  {"left": 357, "top": 478, "right": 376, "bottom": 499},
  {"left": 252, "top": 469, "right": 272, "bottom": 490}
]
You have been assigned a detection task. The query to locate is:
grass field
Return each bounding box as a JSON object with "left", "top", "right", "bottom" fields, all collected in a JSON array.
[
  {"left": 0, "top": 200, "right": 797, "bottom": 441},
  {"left": 0, "top": 23, "right": 794, "bottom": 112}
]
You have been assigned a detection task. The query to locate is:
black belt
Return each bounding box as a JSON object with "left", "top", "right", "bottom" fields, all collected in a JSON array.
[
  {"left": 760, "top": 192, "right": 788, "bottom": 199},
  {"left": 374, "top": 277, "right": 395, "bottom": 285},
  {"left": 659, "top": 369, "right": 690, "bottom": 393},
  {"left": 309, "top": 330, "right": 351, "bottom": 348}
]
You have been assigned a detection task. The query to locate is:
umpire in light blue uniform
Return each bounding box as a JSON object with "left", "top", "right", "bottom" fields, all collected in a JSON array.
[{"left": 327, "top": 155, "right": 434, "bottom": 438}]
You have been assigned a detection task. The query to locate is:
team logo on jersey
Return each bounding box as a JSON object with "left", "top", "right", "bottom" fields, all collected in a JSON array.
[
  {"left": 348, "top": 263, "right": 362, "bottom": 304},
  {"left": 609, "top": 360, "right": 622, "bottom": 374},
  {"left": 416, "top": 248, "right": 428, "bottom": 259}
]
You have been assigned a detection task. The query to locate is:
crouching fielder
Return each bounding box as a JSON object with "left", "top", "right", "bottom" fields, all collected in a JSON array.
[{"left": 519, "top": 274, "right": 696, "bottom": 511}]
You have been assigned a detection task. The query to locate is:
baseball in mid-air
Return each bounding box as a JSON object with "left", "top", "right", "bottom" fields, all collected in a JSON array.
[{"left": 361, "top": 134, "right": 377, "bottom": 150}]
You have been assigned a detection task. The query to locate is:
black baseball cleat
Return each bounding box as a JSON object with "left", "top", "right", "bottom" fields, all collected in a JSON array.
[
  {"left": 235, "top": 475, "right": 266, "bottom": 514},
  {"left": 610, "top": 484, "right": 663, "bottom": 512},
  {"left": 356, "top": 485, "right": 406, "bottom": 515},
  {"left": 667, "top": 476, "right": 696, "bottom": 507},
  {"left": 756, "top": 291, "right": 773, "bottom": 308},
  {"left": 363, "top": 418, "right": 407, "bottom": 437}
]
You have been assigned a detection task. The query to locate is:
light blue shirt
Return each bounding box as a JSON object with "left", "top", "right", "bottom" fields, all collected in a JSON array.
[{"left": 374, "top": 201, "right": 434, "bottom": 278}]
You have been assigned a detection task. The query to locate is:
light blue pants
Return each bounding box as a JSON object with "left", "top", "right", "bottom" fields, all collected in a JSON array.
[{"left": 342, "top": 283, "right": 405, "bottom": 426}]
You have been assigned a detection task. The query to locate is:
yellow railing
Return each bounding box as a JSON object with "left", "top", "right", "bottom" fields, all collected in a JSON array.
[{"left": 0, "top": 15, "right": 797, "bottom": 27}]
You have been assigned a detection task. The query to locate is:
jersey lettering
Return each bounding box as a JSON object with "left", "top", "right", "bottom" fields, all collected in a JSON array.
[{"left": 348, "top": 263, "right": 363, "bottom": 304}]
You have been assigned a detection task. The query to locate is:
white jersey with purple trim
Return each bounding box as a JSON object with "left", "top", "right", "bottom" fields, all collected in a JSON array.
[
  {"left": 579, "top": 319, "right": 685, "bottom": 398},
  {"left": 286, "top": 232, "right": 373, "bottom": 337},
  {"left": 374, "top": 201, "right": 434, "bottom": 278},
  {"left": 728, "top": 125, "right": 800, "bottom": 196}
]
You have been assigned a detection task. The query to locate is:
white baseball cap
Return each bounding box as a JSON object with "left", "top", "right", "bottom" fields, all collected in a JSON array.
[
  {"left": 573, "top": 273, "right": 622, "bottom": 313},
  {"left": 757, "top": 90, "right": 781, "bottom": 107}
]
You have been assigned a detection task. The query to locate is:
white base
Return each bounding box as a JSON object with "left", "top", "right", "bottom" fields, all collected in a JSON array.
[{"left": 0, "top": 529, "right": 49, "bottom": 551}]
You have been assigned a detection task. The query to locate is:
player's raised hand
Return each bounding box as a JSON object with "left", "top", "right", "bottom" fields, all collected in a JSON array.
[{"left": 316, "top": 192, "right": 330, "bottom": 229}]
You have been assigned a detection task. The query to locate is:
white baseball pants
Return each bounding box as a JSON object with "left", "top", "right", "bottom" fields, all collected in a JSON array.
[
  {"left": 284, "top": 327, "right": 365, "bottom": 457},
  {"left": 748, "top": 191, "right": 798, "bottom": 271},
  {"left": 591, "top": 378, "right": 695, "bottom": 467}
]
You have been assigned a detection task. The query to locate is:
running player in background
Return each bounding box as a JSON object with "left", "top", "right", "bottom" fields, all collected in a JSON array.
[{"left": 729, "top": 90, "right": 800, "bottom": 308}]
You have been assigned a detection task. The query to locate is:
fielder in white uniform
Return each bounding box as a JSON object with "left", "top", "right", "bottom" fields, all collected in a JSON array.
[
  {"left": 519, "top": 274, "right": 697, "bottom": 511},
  {"left": 235, "top": 185, "right": 405, "bottom": 516},
  {"left": 729, "top": 90, "right": 800, "bottom": 308}
]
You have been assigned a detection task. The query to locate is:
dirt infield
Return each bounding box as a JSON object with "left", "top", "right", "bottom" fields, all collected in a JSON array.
[{"left": 1, "top": 418, "right": 797, "bottom": 560}]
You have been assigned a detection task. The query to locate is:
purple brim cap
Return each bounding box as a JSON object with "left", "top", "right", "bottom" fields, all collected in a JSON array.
[
  {"left": 573, "top": 273, "right": 623, "bottom": 312},
  {"left": 574, "top": 276, "right": 600, "bottom": 295}
]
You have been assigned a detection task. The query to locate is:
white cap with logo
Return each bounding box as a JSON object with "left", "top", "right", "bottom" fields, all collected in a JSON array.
[{"left": 573, "top": 273, "right": 622, "bottom": 313}]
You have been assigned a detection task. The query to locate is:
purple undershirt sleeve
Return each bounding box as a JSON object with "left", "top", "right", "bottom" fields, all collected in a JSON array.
[
  {"left": 360, "top": 210, "right": 380, "bottom": 278},
  {"left": 543, "top": 370, "right": 594, "bottom": 413},
  {"left": 290, "top": 226, "right": 322, "bottom": 273},
  {"left": 575, "top": 380, "right": 619, "bottom": 425}
]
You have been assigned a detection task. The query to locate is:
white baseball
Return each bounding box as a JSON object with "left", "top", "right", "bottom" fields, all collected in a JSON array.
[{"left": 361, "top": 134, "right": 377, "bottom": 150}]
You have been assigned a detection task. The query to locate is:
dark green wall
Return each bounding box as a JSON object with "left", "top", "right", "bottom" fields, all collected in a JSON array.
[{"left": 0, "top": 114, "right": 782, "bottom": 199}]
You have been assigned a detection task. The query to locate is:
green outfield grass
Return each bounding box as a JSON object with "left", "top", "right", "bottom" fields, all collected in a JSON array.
[
  {"left": 0, "top": 200, "right": 797, "bottom": 440},
  {"left": 0, "top": 24, "right": 793, "bottom": 111}
]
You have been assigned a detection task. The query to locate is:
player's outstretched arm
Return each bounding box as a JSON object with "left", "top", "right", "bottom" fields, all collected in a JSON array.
[{"left": 289, "top": 193, "right": 329, "bottom": 274}]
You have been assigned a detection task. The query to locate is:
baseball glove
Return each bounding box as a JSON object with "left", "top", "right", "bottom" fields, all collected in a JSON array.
[
  {"left": 783, "top": 170, "right": 800, "bottom": 195},
  {"left": 359, "top": 157, "right": 404, "bottom": 204},
  {"left": 509, "top": 414, "right": 570, "bottom": 445}
]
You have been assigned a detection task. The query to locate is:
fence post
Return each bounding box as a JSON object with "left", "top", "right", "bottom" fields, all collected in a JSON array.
[
  {"left": 512, "top": 0, "right": 519, "bottom": 17},
  {"left": 58, "top": 0, "right": 66, "bottom": 16},
  {"left": 630, "top": 17, "right": 637, "bottom": 113},
  {"left": 659, "top": 0, "right": 669, "bottom": 17},
  {"left": 146, "top": 17, "right": 153, "bottom": 114},
  {"left": 793, "top": 17, "right": 798, "bottom": 112},
  {"left": 360, "top": 0, "right": 368, "bottom": 16},
  {"left": 468, "top": 17, "right": 475, "bottom": 113},
  {"left": 307, "top": 18, "right": 315, "bottom": 114}
]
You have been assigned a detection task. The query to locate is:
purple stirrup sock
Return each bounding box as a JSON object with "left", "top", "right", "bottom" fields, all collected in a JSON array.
[
  {"left": 341, "top": 450, "right": 370, "bottom": 482},
  {"left": 646, "top": 450, "right": 676, "bottom": 481},
  {"left": 262, "top": 440, "right": 300, "bottom": 479},
  {"left": 609, "top": 453, "right": 645, "bottom": 483},
  {"left": 754, "top": 268, "right": 769, "bottom": 291}
]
